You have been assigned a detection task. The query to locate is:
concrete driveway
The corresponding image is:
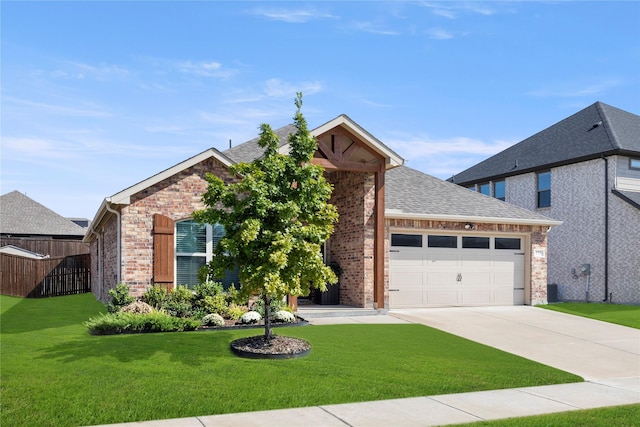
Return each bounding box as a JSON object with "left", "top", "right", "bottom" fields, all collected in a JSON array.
[{"left": 390, "top": 306, "right": 640, "bottom": 382}]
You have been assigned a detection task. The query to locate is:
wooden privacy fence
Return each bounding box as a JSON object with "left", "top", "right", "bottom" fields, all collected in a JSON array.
[{"left": 0, "top": 253, "right": 91, "bottom": 298}]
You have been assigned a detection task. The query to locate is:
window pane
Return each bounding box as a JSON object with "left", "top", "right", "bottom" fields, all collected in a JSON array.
[
  {"left": 538, "top": 190, "right": 551, "bottom": 208},
  {"left": 494, "top": 180, "right": 505, "bottom": 201},
  {"left": 176, "top": 220, "right": 206, "bottom": 253},
  {"left": 462, "top": 237, "right": 490, "bottom": 249},
  {"left": 176, "top": 255, "right": 206, "bottom": 288},
  {"left": 537, "top": 172, "right": 551, "bottom": 191},
  {"left": 630, "top": 158, "right": 640, "bottom": 170},
  {"left": 495, "top": 238, "right": 521, "bottom": 250},
  {"left": 468, "top": 186, "right": 476, "bottom": 192},
  {"left": 391, "top": 234, "right": 423, "bottom": 247},
  {"left": 428, "top": 235, "right": 457, "bottom": 248},
  {"left": 479, "top": 183, "right": 490, "bottom": 196}
]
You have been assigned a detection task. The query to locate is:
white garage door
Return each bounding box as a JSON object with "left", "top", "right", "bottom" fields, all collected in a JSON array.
[{"left": 389, "top": 233, "right": 525, "bottom": 308}]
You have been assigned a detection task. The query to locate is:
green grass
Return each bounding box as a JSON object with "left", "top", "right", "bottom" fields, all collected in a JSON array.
[
  {"left": 540, "top": 302, "right": 640, "bottom": 329},
  {"left": 1, "top": 294, "right": 582, "bottom": 427},
  {"left": 452, "top": 403, "right": 640, "bottom": 426}
]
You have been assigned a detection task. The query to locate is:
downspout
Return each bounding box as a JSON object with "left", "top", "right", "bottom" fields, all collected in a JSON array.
[
  {"left": 603, "top": 156, "right": 609, "bottom": 302},
  {"left": 105, "top": 200, "right": 122, "bottom": 285},
  {"left": 90, "top": 229, "right": 103, "bottom": 300}
]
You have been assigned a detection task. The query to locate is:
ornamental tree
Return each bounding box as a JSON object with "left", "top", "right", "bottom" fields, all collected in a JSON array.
[{"left": 193, "top": 93, "right": 338, "bottom": 339}]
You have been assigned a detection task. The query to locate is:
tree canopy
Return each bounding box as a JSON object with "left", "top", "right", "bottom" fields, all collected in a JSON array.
[{"left": 193, "top": 93, "right": 338, "bottom": 337}]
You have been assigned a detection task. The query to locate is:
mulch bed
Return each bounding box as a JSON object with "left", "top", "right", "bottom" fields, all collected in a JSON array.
[{"left": 230, "top": 335, "right": 311, "bottom": 359}]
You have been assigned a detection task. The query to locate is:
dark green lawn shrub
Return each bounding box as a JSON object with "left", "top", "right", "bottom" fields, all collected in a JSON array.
[
  {"left": 163, "top": 286, "right": 194, "bottom": 318},
  {"left": 85, "top": 311, "right": 200, "bottom": 335},
  {"left": 107, "top": 283, "right": 136, "bottom": 313},
  {"left": 141, "top": 284, "right": 168, "bottom": 309}
]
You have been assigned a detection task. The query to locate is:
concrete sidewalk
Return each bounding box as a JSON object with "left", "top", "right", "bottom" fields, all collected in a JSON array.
[{"left": 91, "top": 307, "right": 640, "bottom": 427}]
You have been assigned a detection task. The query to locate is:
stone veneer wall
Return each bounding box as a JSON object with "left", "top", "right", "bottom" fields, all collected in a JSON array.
[
  {"left": 385, "top": 218, "right": 549, "bottom": 305},
  {"left": 327, "top": 171, "right": 376, "bottom": 308}
]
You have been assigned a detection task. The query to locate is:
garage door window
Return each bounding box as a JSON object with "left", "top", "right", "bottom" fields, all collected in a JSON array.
[
  {"left": 462, "top": 236, "right": 490, "bottom": 249},
  {"left": 391, "top": 234, "right": 423, "bottom": 247},
  {"left": 495, "top": 238, "right": 521, "bottom": 250},
  {"left": 428, "top": 235, "right": 457, "bottom": 248}
]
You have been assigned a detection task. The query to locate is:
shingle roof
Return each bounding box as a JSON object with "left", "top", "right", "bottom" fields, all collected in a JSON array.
[
  {"left": 452, "top": 102, "right": 640, "bottom": 185},
  {"left": 386, "top": 166, "right": 559, "bottom": 225},
  {"left": 224, "top": 124, "right": 297, "bottom": 163},
  {"left": 1, "top": 191, "right": 87, "bottom": 237}
]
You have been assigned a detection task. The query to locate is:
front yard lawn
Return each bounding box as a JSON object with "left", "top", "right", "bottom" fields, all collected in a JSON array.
[
  {"left": 1, "top": 294, "right": 582, "bottom": 427},
  {"left": 541, "top": 302, "right": 640, "bottom": 329}
]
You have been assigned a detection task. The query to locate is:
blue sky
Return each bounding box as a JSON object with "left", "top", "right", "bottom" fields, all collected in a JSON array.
[{"left": 2, "top": 1, "right": 639, "bottom": 220}]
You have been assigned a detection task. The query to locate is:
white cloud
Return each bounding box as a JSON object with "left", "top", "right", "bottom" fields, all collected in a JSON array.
[
  {"left": 353, "top": 21, "right": 399, "bottom": 36},
  {"left": 426, "top": 28, "right": 455, "bottom": 40},
  {"left": 177, "top": 60, "right": 236, "bottom": 79},
  {"left": 526, "top": 79, "right": 622, "bottom": 98},
  {"left": 263, "top": 78, "right": 322, "bottom": 98},
  {"left": 385, "top": 133, "right": 515, "bottom": 178},
  {"left": 3, "top": 96, "right": 111, "bottom": 118},
  {"left": 250, "top": 7, "right": 337, "bottom": 23},
  {"left": 66, "top": 61, "right": 129, "bottom": 80}
]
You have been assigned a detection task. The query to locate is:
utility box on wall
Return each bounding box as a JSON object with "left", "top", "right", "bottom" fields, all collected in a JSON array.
[{"left": 547, "top": 283, "right": 558, "bottom": 303}]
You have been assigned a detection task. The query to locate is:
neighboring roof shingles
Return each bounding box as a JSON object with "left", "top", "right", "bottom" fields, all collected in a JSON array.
[
  {"left": 386, "top": 166, "right": 559, "bottom": 224},
  {"left": 224, "top": 124, "right": 296, "bottom": 163},
  {"left": 613, "top": 190, "right": 640, "bottom": 211},
  {"left": 0, "top": 191, "right": 87, "bottom": 237},
  {"left": 452, "top": 102, "right": 640, "bottom": 184}
]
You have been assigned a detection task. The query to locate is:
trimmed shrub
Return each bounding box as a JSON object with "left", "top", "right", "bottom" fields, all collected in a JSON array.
[
  {"left": 163, "top": 286, "right": 194, "bottom": 318},
  {"left": 106, "top": 283, "right": 135, "bottom": 313},
  {"left": 227, "top": 304, "right": 248, "bottom": 321},
  {"left": 200, "top": 294, "right": 228, "bottom": 318},
  {"left": 239, "top": 311, "right": 262, "bottom": 324},
  {"left": 142, "top": 285, "right": 168, "bottom": 309},
  {"left": 273, "top": 310, "right": 296, "bottom": 323},
  {"left": 121, "top": 301, "right": 154, "bottom": 314},
  {"left": 202, "top": 313, "right": 225, "bottom": 327},
  {"left": 85, "top": 312, "right": 200, "bottom": 335}
]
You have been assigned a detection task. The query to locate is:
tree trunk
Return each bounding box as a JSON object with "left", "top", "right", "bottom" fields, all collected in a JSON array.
[{"left": 263, "top": 294, "right": 272, "bottom": 340}]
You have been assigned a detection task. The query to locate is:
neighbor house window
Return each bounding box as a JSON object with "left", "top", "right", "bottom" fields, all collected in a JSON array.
[
  {"left": 467, "top": 185, "right": 477, "bottom": 192},
  {"left": 478, "top": 182, "right": 490, "bottom": 196},
  {"left": 391, "top": 234, "right": 423, "bottom": 247},
  {"left": 537, "top": 171, "right": 551, "bottom": 208},
  {"left": 630, "top": 158, "right": 640, "bottom": 171},
  {"left": 493, "top": 180, "right": 505, "bottom": 201},
  {"left": 175, "top": 220, "right": 237, "bottom": 289}
]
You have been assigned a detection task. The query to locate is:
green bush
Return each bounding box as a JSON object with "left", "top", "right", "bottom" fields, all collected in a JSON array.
[
  {"left": 141, "top": 285, "right": 168, "bottom": 309},
  {"left": 85, "top": 312, "right": 200, "bottom": 335},
  {"left": 106, "top": 283, "right": 135, "bottom": 313},
  {"left": 193, "top": 281, "right": 224, "bottom": 300},
  {"left": 252, "top": 297, "right": 289, "bottom": 317},
  {"left": 163, "top": 286, "right": 194, "bottom": 318},
  {"left": 199, "top": 294, "right": 228, "bottom": 317},
  {"left": 227, "top": 304, "right": 248, "bottom": 320}
]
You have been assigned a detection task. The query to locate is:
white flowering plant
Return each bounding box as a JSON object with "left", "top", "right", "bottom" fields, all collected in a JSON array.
[
  {"left": 239, "top": 311, "right": 262, "bottom": 324},
  {"left": 273, "top": 310, "right": 295, "bottom": 323},
  {"left": 202, "top": 313, "right": 225, "bottom": 327}
]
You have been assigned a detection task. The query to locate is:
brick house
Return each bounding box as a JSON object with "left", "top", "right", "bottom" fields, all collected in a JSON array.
[
  {"left": 85, "top": 115, "right": 560, "bottom": 309},
  {"left": 451, "top": 102, "right": 640, "bottom": 305}
]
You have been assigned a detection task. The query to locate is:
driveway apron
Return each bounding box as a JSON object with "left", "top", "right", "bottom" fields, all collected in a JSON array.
[{"left": 390, "top": 306, "right": 640, "bottom": 382}]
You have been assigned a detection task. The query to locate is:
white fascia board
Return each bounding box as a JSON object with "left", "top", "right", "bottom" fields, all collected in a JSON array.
[
  {"left": 311, "top": 115, "right": 405, "bottom": 168},
  {"left": 110, "top": 148, "right": 234, "bottom": 205},
  {"left": 384, "top": 210, "right": 563, "bottom": 227}
]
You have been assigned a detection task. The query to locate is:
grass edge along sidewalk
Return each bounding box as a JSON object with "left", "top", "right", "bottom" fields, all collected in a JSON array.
[{"left": 1, "top": 294, "right": 581, "bottom": 427}]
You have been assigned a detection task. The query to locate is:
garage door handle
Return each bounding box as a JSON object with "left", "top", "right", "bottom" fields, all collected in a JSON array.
[
  {"left": 389, "top": 289, "right": 400, "bottom": 292},
  {"left": 390, "top": 250, "right": 400, "bottom": 253},
  {"left": 456, "top": 273, "right": 462, "bottom": 282}
]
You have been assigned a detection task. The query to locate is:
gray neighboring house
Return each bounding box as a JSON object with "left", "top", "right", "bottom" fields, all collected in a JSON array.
[
  {"left": 451, "top": 102, "right": 640, "bottom": 305},
  {"left": 0, "top": 190, "right": 89, "bottom": 257}
]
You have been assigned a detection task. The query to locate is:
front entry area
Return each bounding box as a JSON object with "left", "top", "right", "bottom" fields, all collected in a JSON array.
[{"left": 389, "top": 232, "right": 525, "bottom": 308}]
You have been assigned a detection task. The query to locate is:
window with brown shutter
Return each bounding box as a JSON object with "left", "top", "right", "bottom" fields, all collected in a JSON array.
[{"left": 153, "top": 213, "right": 174, "bottom": 290}]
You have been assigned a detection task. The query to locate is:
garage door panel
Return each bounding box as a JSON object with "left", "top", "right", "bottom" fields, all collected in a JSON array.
[
  {"left": 390, "top": 271, "right": 424, "bottom": 287},
  {"left": 460, "top": 290, "right": 492, "bottom": 305},
  {"left": 426, "top": 252, "right": 458, "bottom": 266},
  {"left": 461, "top": 272, "right": 491, "bottom": 286},
  {"left": 425, "top": 291, "right": 458, "bottom": 306},
  {"left": 426, "top": 272, "right": 459, "bottom": 286},
  {"left": 390, "top": 290, "right": 423, "bottom": 307},
  {"left": 390, "top": 251, "right": 424, "bottom": 266},
  {"left": 494, "top": 271, "right": 515, "bottom": 286},
  {"left": 494, "top": 289, "right": 514, "bottom": 305},
  {"left": 461, "top": 253, "right": 492, "bottom": 267}
]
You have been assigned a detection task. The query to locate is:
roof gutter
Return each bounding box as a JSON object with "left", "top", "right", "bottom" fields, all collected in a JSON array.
[{"left": 385, "top": 211, "right": 563, "bottom": 227}]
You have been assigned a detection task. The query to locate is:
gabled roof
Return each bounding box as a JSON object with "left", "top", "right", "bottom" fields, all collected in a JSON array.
[
  {"left": 109, "top": 148, "right": 234, "bottom": 205},
  {"left": 0, "top": 190, "right": 87, "bottom": 237},
  {"left": 452, "top": 102, "right": 640, "bottom": 185},
  {"left": 386, "top": 166, "right": 561, "bottom": 226},
  {"left": 224, "top": 115, "right": 404, "bottom": 169}
]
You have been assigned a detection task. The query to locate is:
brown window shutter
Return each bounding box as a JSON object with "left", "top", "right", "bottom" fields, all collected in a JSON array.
[{"left": 153, "top": 214, "right": 174, "bottom": 290}]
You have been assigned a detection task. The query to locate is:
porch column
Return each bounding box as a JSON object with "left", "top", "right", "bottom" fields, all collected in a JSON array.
[{"left": 374, "top": 165, "right": 385, "bottom": 309}]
